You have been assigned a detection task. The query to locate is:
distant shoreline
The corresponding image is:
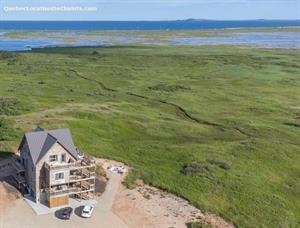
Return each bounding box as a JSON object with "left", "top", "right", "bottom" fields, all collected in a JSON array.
[{"left": 1, "top": 28, "right": 299, "bottom": 51}]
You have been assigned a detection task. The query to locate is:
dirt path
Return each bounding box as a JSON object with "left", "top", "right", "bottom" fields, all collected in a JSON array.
[{"left": 96, "top": 172, "right": 128, "bottom": 227}]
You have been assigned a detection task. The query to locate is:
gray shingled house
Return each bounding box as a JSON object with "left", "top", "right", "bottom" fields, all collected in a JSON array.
[{"left": 15, "top": 127, "right": 96, "bottom": 207}]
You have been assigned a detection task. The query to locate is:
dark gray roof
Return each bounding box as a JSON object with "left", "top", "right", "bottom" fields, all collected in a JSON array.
[{"left": 21, "top": 128, "right": 79, "bottom": 164}]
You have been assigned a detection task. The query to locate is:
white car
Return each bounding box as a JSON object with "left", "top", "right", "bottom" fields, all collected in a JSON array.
[
  {"left": 108, "top": 165, "right": 127, "bottom": 174},
  {"left": 81, "top": 205, "right": 94, "bottom": 218}
]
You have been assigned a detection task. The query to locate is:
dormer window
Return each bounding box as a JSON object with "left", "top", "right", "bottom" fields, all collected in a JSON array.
[{"left": 49, "top": 155, "right": 58, "bottom": 162}]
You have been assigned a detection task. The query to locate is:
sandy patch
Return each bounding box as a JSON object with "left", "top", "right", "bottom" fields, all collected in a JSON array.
[
  {"left": 96, "top": 158, "right": 234, "bottom": 228},
  {"left": 112, "top": 184, "right": 233, "bottom": 228},
  {"left": 0, "top": 157, "right": 22, "bottom": 212},
  {"left": 0, "top": 181, "right": 21, "bottom": 211}
]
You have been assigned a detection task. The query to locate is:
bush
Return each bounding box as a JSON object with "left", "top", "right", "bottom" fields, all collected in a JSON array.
[
  {"left": 95, "top": 164, "right": 107, "bottom": 178},
  {"left": 148, "top": 84, "right": 191, "bottom": 92},
  {"left": 209, "top": 160, "right": 231, "bottom": 170},
  {"left": 186, "top": 222, "right": 213, "bottom": 228},
  {"left": 123, "top": 169, "right": 144, "bottom": 189},
  {"left": 0, "top": 98, "right": 22, "bottom": 116},
  {"left": 0, "top": 51, "right": 19, "bottom": 60},
  {"left": 181, "top": 162, "right": 211, "bottom": 175}
]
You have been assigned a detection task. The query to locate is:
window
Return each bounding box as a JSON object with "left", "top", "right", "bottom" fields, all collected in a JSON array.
[
  {"left": 55, "top": 172, "right": 64, "bottom": 180},
  {"left": 30, "top": 189, "right": 35, "bottom": 197},
  {"left": 61, "top": 154, "right": 66, "bottom": 162},
  {"left": 49, "top": 155, "right": 58, "bottom": 162}
]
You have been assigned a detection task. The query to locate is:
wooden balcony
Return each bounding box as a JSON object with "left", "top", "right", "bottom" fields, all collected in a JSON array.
[
  {"left": 45, "top": 162, "right": 75, "bottom": 171},
  {"left": 44, "top": 152, "right": 95, "bottom": 172},
  {"left": 47, "top": 186, "right": 94, "bottom": 197}
]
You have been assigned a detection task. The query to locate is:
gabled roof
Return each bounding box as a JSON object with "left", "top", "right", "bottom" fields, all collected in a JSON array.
[{"left": 20, "top": 128, "right": 79, "bottom": 164}]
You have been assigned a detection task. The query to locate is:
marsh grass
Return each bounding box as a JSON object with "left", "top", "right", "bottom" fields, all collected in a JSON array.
[{"left": 0, "top": 45, "right": 299, "bottom": 227}]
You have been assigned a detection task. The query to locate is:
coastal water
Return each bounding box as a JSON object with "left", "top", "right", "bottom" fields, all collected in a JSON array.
[
  {"left": 1, "top": 31, "right": 299, "bottom": 51},
  {"left": 1, "top": 20, "right": 299, "bottom": 30},
  {"left": 0, "top": 20, "right": 299, "bottom": 51},
  {"left": 170, "top": 32, "right": 300, "bottom": 48}
]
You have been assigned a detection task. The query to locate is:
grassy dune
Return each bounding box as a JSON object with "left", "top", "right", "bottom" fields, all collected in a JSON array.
[{"left": 0, "top": 45, "right": 299, "bottom": 227}]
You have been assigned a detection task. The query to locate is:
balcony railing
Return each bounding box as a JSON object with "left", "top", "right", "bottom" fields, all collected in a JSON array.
[
  {"left": 47, "top": 186, "right": 94, "bottom": 196},
  {"left": 45, "top": 162, "right": 75, "bottom": 171},
  {"left": 44, "top": 152, "right": 95, "bottom": 171},
  {"left": 48, "top": 188, "right": 70, "bottom": 196},
  {"left": 69, "top": 187, "right": 95, "bottom": 195}
]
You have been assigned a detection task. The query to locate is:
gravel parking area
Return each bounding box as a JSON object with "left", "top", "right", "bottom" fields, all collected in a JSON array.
[{"left": 0, "top": 173, "right": 127, "bottom": 228}]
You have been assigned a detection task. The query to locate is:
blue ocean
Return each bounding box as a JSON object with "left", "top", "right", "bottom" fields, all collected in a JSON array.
[{"left": 1, "top": 20, "right": 299, "bottom": 30}]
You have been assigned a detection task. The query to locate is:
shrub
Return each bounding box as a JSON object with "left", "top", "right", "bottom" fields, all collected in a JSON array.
[
  {"left": 186, "top": 222, "right": 213, "bottom": 228},
  {"left": 148, "top": 84, "right": 191, "bottom": 92},
  {"left": 0, "top": 51, "right": 19, "bottom": 60},
  {"left": 123, "top": 169, "right": 144, "bottom": 189},
  {"left": 285, "top": 121, "right": 300, "bottom": 128},
  {"left": 0, "top": 98, "right": 22, "bottom": 116},
  {"left": 209, "top": 160, "right": 231, "bottom": 170},
  {"left": 181, "top": 162, "right": 211, "bottom": 175},
  {"left": 95, "top": 164, "right": 107, "bottom": 178}
]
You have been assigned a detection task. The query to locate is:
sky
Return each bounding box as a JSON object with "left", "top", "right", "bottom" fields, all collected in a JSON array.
[{"left": 1, "top": 0, "right": 300, "bottom": 21}]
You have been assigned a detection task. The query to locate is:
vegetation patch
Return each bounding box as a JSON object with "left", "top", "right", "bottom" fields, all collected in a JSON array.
[
  {"left": 285, "top": 111, "right": 300, "bottom": 128},
  {"left": 148, "top": 84, "right": 191, "bottom": 92},
  {"left": 0, "top": 98, "right": 25, "bottom": 116},
  {"left": 0, "top": 151, "right": 14, "bottom": 159},
  {"left": 181, "top": 162, "right": 211, "bottom": 175},
  {"left": 208, "top": 160, "right": 231, "bottom": 170},
  {"left": 181, "top": 159, "right": 230, "bottom": 175},
  {"left": 186, "top": 222, "right": 213, "bottom": 228},
  {"left": 285, "top": 121, "right": 300, "bottom": 128},
  {"left": 92, "top": 50, "right": 99, "bottom": 55},
  {"left": 95, "top": 164, "right": 107, "bottom": 178},
  {"left": 0, "top": 118, "right": 19, "bottom": 141},
  {"left": 0, "top": 51, "right": 19, "bottom": 60},
  {"left": 123, "top": 169, "right": 146, "bottom": 189}
]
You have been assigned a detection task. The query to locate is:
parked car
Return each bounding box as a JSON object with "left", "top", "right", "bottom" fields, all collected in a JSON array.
[
  {"left": 56, "top": 207, "right": 73, "bottom": 220},
  {"left": 81, "top": 205, "right": 94, "bottom": 218},
  {"left": 108, "top": 165, "right": 127, "bottom": 174}
]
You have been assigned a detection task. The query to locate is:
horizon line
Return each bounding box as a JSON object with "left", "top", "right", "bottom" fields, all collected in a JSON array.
[{"left": 2, "top": 19, "right": 300, "bottom": 22}]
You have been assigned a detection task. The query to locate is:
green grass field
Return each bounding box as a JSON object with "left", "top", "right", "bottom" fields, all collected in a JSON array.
[{"left": 0, "top": 45, "right": 299, "bottom": 227}]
